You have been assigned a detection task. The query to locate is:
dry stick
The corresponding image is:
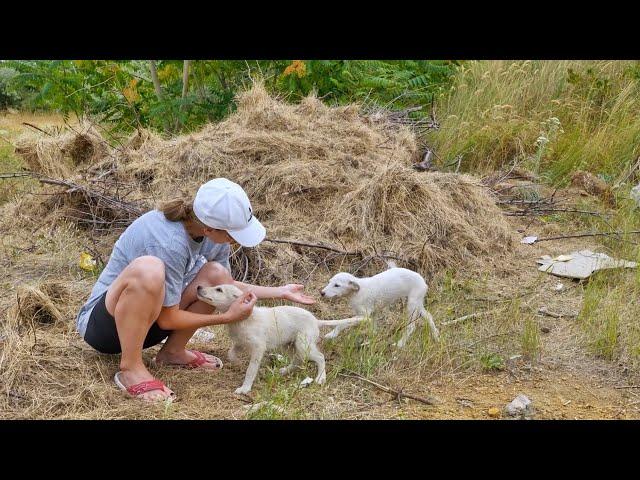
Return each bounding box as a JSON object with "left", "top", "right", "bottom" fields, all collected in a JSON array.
[
  {"left": 614, "top": 385, "right": 640, "bottom": 389},
  {"left": 504, "top": 208, "right": 606, "bottom": 217},
  {"left": 441, "top": 308, "right": 503, "bottom": 327},
  {"left": 339, "top": 370, "right": 438, "bottom": 406},
  {"left": 264, "top": 238, "right": 416, "bottom": 268},
  {"left": 0, "top": 172, "right": 32, "bottom": 180},
  {"left": 21, "top": 122, "right": 54, "bottom": 136},
  {"left": 536, "top": 307, "right": 577, "bottom": 319},
  {"left": 536, "top": 230, "right": 640, "bottom": 243}
]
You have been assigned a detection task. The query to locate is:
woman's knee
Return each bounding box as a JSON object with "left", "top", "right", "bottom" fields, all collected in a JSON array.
[
  {"left": 200, "top": 261, "right": 233, "bottom": 286},
  {"left": 127, "top": 256, "right": 165, "bottom": 294}
]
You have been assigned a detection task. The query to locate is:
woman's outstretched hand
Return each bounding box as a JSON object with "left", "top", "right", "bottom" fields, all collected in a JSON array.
[{"left": 280, "top": 284, "right": 316, "bottom": 305}]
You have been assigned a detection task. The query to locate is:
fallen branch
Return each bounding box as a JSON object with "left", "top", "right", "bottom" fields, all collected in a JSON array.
[
  {"left": 0, "top": 172, "right": 32, "bottom": 180},
  {"left": 536, "top": 307, "right": 578, "bottom": 319},
  {"left": 442, "top": 308, "right": 502, "bottom": 327},
  {"left": 339, "top": 370, "right": 438, "bottom": 405},
  {"left": 21, "top": 122, "right": 54, "bottom": 137},
  {"left": 536, "top": 230, "right": 640, "bottom": 243},
  {"left": 265, "top": 237, "right": 358, "bottom": 255},
  {"left": 263, "top": 238, "right": 417, "bottom": 268},
  {"left": 504, "top": 208, "right": 606, "bottom": 217}
]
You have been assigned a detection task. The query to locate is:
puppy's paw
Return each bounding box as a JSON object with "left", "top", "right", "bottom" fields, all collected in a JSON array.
[
  {"left": 235, "top": 386, "right": 252, "bottom": 395},
  {"left": 315, "top": 374, "right": 326, "bottom": 385}
]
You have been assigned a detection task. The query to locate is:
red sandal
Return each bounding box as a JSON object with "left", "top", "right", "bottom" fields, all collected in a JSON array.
[
  {"left": 154, "top": 350, "right": 223, "bottom": 371},
  {"left": 114, "top": 372, "right": 176, "bottom": 403}
]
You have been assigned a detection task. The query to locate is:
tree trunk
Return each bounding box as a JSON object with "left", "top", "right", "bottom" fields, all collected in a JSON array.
[
  {"left": 181, "top": 60, "right": 191, "bottom": 102},
  {"left": 174, "top": 60, "right": 191, "bottom": 132},
  {"left": 149, "top": 60, "right": 163, "bottom": 100}
]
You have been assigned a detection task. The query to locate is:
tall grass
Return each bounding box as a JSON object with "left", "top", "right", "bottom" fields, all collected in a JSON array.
[{"left": 432, "top": 60, "right": 640, "bottom": 184}]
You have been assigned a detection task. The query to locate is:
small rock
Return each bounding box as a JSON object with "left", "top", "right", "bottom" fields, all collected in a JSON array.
[
  {"left": 554, "top": 283, "right": 565, "bottom": 292},
  {"left": 541, "top": 326, "right": 551, "bottom": 333},
  {"left": 505, "top": 394, "right": 534, "bottom": 418},
  {"left": 300, "top": 377, "right": 314, "bottom": 387},
  {"left": 488, "top": 407, "right": 501, "bottom": 418}
]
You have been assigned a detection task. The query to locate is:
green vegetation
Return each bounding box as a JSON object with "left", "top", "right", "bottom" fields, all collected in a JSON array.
[
  {"left": 430, "top": 60, "right": 640, "bottom": 185},
  {"left": 0, "top": 60, "right": 458, "bottom": 135}
]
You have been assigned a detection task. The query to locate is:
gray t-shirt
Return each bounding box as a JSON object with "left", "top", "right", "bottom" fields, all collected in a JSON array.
[{"left": 75, "top": 209, "right": 231, "bottom": 338}]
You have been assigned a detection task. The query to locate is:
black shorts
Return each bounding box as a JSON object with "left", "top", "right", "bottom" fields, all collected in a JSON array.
[{"left": 83, "top": 291, "right": 172, "bottom": 354}]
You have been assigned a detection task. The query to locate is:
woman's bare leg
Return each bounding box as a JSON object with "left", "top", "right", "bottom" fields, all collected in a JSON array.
[
  {"left": 104, "top": 255, "right": 173, "bottom": 401},
  {"left": 155, "top": 261, "right": 234, "bottom": 368}
]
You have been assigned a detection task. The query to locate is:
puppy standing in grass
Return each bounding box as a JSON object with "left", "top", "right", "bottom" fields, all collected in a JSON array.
[
  {"left": 197, "top": 284, "right": 364, "bottom": 394},
  {"left": 320, "top": 267, "right": 439, "bottom": 347}
]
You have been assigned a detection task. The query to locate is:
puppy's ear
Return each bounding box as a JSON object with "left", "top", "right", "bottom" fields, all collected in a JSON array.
[{"left": 348, "top": 280, "right": 360, "bottom": 292}]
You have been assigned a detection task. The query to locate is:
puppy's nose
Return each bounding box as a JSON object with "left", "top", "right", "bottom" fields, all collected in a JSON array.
[
  {"left": 197, "top": 285, "right": 203, "bottom": 293},
  {"left": 320, "top": 290, "right": 326, "bottom": 297}
]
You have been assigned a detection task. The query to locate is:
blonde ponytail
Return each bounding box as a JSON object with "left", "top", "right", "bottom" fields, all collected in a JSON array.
[{"left": 160, "top": 199, "right": 196, "bottom": 222}]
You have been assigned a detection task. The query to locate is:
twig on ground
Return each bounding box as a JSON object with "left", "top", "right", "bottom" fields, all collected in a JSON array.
[
  {"left": 442, "top": 308, "right": 503, "bottom": 327},
  {"left": 536, "top": 230, "right": 640, "bottom": 243},
  {"left": 536, "top": 307, "right": 577, "bottom": 319},
  {"left": 0, "top": 172, "right": 32, "bottom": 180},
  {"left": 263, "top": 238, "right": 417, "bottom": 268},
  {"left": 21, "top": 122, "right": 54, "bottom": 136},
  {"left": 339, "top": 370, "right": 438, "bottom": 405}
]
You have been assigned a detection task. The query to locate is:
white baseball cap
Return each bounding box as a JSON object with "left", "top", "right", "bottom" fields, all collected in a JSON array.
[{"left": 193, "top": 178, "right": 266, "bottom": 247}]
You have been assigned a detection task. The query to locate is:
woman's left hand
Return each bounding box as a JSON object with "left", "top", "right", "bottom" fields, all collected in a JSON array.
[{"left": 280, "top": 284, "right": 316, "bottom": 305}]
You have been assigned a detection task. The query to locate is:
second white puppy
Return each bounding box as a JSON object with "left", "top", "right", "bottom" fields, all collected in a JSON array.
[
  {"left": 197, "top": 284, "right": 363, "bottom": 395},
  {"left": 320, "top": 267, "right": 439, "bottom": 347}
]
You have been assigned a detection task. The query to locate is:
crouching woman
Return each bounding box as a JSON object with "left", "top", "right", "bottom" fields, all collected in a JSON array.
[{"left": 75, "top": 178, "right": 314, "bottom": 403}]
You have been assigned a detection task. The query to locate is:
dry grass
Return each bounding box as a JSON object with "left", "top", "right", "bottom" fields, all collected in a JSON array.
[
  {"left": 431, "top": 61, "right": 640, "bottom": 184},
  {"left": 2, "top": 85, "right": 640, "bottom": 419},
  {"left": 6, "top": 83, "right": 515, "bottom": 289}
]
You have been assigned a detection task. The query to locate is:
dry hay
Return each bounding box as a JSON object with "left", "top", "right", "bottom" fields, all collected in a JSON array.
[
  {"left": 4, "top": 281, "right": 71, "bottom": 332},
  {"left": 12, "top": 83, "right": 514, "bottom": 288},
  {"left": 13, "top": 122, "right": 109, "bottom": 178}
]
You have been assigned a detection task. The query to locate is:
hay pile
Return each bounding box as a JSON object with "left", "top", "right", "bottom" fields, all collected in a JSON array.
[
  {"left": 4, "top": 281, "right": 71, "bottom": 332},
  {"left": 14, "top": 123, "right": 109, "bottom": 178},
  {"left": 12, "top": 83, "right": 515, "bottom": 286}
]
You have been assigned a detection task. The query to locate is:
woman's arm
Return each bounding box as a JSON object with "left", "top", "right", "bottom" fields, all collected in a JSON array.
[
  {"left": 156, "top": 291, "right": 257, "bottom": 330},
  {"left": 233, "top": 281, "right": 316, "bottom": 304}
]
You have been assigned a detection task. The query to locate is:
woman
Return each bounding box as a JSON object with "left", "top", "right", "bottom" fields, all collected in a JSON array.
[{"left": 75, "top": 178, "right": 315, "bottom": 403}]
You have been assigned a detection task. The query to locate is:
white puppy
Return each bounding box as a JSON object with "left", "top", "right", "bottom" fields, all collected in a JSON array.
[
  {"left": 320, "top": 267, "right": 439, "bottom": 347},
  {"left": 196, "top": 284, "right": 363, "bottom": 395}
]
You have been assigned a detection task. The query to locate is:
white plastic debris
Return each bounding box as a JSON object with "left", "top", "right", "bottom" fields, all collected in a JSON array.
[
  {"left": 505, "top": 394, "right": 534, "bottom": 417},
  {"left": 554, "top": 283, "right": 565, "bottom": 292},
  {"left": 537, "top": 250, "right": 637, "bottom": 280},
  {"left": 631, "top": 183, "right": 640, "bottom": 206},
  {"left": 521, "top": 236, "right": 538, "bottom": 245},
  {"left": 300, "top": 377, "right": 314, "bottom": 387},
  {"left": 191, "top": 329, "right": 216, "bottom": 342}
]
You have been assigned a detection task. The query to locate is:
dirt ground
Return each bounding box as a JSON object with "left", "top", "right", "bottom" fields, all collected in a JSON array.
[{"left": 2, "top": 111, "right": 640, "bottom": 420}]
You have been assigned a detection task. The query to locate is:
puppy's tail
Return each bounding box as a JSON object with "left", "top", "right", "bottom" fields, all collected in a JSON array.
[{"left": 317, "top": 316, "right": 365, "bottom": 327}]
